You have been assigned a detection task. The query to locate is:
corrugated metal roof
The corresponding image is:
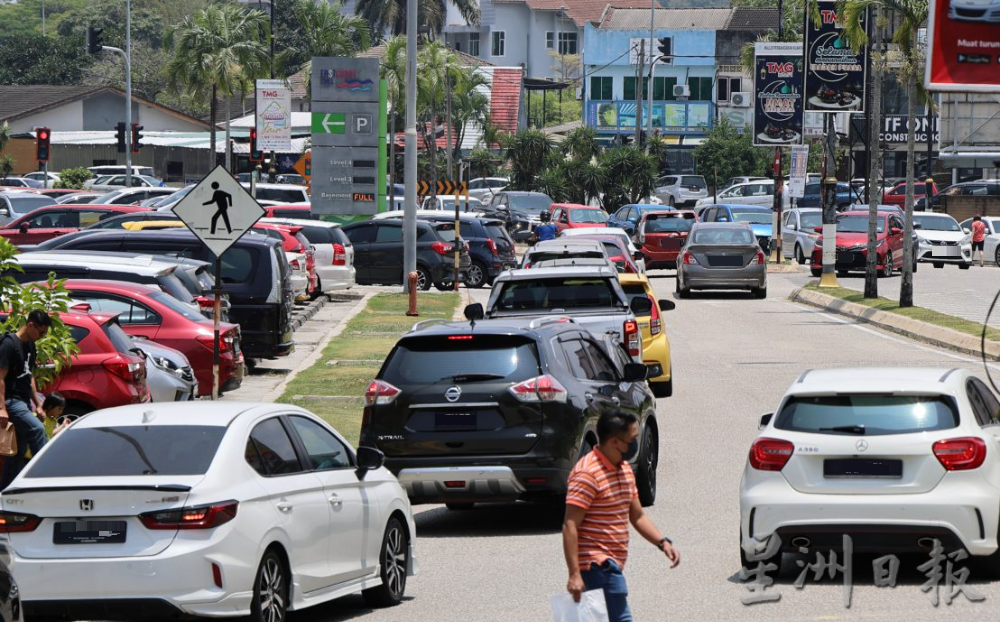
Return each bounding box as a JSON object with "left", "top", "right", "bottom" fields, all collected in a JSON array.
[
  {"left": 44, "top": 130, "right": 309, "bottom": 154},
  {"left": 599, "top": 7, "right": 778, "bottom": 30}
]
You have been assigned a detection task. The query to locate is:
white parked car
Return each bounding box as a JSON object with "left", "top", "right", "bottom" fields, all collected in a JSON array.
[
  {"left": 239, "top": 183, "right": 309, "bottom": 204},
  {"left": 558, "top": 226, "right": 646, "bottom": 273},
  {"left": 740, "top": 368, "right": 1000, "bottom": 572},
  {"left": 87, "top": 165, "right": 156, "bottom": 179},
  {"left": 913, "top": 213, "right": 972, "bottom": 269},
  {"left": 466, "top": 177, "right": 508, "bottom": 201},
  {"left": 4, "top": 402, "right": 417, "bottom": 621},
  {"left": 653, "top": 175, "right": 708, "bottom": 207},
  {"left": 56, "top": 192, "right": 102, "bottom": 205},
  {"left": 780, "top": 207, "right": 822, "bottom": 264},
  {"left": 22, "top": 171, "right": 60, "bottom": 184},
  {"left": 695, "top": 180, "right": 790, "bottom": 208},
  {"left": 85, "top": 175, "right": 161, "bottom": 192},
  {"left": 959, "top": 216, "right": 1000, "bottom": 265},
  {"left": 94, "top": 187, "right": 177, "bottom": 206},
  {"left": 420, "top": 195, "right": 484, "bottom": 212},
  {"left": 263, "top": 218, "right": 356, "bottom": 293}
]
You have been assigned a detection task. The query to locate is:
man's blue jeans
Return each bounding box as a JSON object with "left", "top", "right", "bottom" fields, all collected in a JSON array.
[
  {"left": 582, "top": 559, "right": 633, "bottom": 622},
  {"left": 1, "top": 398, "right": 46, "bottom": 489}
]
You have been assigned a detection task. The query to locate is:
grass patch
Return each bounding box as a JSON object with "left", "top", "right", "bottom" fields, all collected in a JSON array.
[
  {"left": 277, "top": 292, "right": 460, "bottom": 444},
  {"left": 804, "top": 284, "right": 1000, "bottom": 342}
]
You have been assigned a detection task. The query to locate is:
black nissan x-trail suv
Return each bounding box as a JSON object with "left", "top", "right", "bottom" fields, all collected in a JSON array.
[{"left": 359, "top": 313, "right": 659, "bottom": 508}]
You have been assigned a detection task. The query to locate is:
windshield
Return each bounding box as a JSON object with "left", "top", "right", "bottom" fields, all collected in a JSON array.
[
  {"left": 528, "top": 251, "right": 605, "bottom": 265},
  {"left": 495, "top": 277, "right": 620, "bottom": 311},
  {"left": 680, "top": 176, "right": 706, "bottom": 189},
  {"left": 690, "top": 228, "right": 755, "bottom": 245},
  {"left": 509, "top": 194, "right": 553, "bottom": 215},
  {"left": 25, "top": 425, "right": 225, "bottom": 477},
  {"left": 837, "top": 215, "right": 884, "bottom": 233},
  {"left": 645, "top": 217, "right": 693, "bottom": 233},
  {"left": 775, "top": 395, "right": 959, "bottom": 436},
  {"left": 915, "top": 215, "right": 960, "bottom": 232},
  {"left": 381, "top": 335, "right": 541, "bottom": 385},
  {"left": 800, "top": 213, "right": 822, "bottom": 229},
  {"left": 568, "top": 209, "right": 606, "bottom": 224},
  {"left": 10, "top": 196, "right": 56, "bottom": 214},
  {"left": 730, "top": 209, "right": 771, "bottom": 225},
  {"left": 256, "top": 188, "right": 307, "bottom": 203}
]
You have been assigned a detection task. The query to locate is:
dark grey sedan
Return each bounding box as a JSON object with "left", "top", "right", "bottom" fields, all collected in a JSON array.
[{"left": 676, "top": 222, "right": 768, "bottom": 298}]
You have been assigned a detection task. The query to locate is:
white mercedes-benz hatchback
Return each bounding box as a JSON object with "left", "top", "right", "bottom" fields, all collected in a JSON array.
[
  {"left": 1, "top": 402, "right": 417, "bottom": 622},
  {"left": 741, "top": 368, "right": 1000, "bottom": 571}
]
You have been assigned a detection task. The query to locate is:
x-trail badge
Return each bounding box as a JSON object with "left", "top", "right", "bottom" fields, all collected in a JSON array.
[{"left": 445, "top": 386, "right": 462, "bottom": 402}]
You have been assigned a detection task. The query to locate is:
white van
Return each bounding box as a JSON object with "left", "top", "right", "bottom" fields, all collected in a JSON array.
[{"left": 87, "top": 165, "right": 156, "bottom": 178}]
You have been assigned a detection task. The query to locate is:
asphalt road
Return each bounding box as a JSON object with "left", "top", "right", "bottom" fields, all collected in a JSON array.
[{"left": 292, "top": 270, "right": 1000, "bottom": 622}]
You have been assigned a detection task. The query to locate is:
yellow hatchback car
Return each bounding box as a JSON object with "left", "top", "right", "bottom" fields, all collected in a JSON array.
[{"left": 618, "top": 273, "right": 674, "bottom": 398}]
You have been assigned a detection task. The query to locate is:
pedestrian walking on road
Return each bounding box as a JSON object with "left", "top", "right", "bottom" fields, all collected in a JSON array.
[
  {"left": 0, "top": 310, "right": 51, "bottom": 489},
  {"left": 971, "top": 214, "right": 987, "bottom": 267},
  {"left": 531, "top": 211, "right": 558, "bottom": 244},
  {"left": 563, "top": 412, "right": 680, "bottom": 622}
]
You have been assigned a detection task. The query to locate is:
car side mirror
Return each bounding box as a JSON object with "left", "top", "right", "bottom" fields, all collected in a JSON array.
[
  {"left": 18, "top": 222, "right": 29, "bottom": 233},
  {"left": 629, "top": 296, "right": 653, "bottom": 314},
  {"left": 759, "top": 413, "right": 773, "bottom": 429},
  {"left": 623, "top": 224, "right": 635, "bottom": 234},
  {"left": 891, "top": 227, "right": 902, "bottom": 235},
  {"left": 963, "top": 227, "right": 971, "bottom": 234},
  {"left": 464, "top": 303, "right": 484, "bottom": 321},
  {"left": 355, "top": 446, "right": 385, "bottom": 480},
  {"left": 623, "top": 362, "right": 648, "bottom": 383},
  {"left": 633, "top": 251, "right": 644, "bottom": 262},
  {"left": 0, "top": 209, "right": 8, "bottom": 217},
  {"left": 658, "top": 299, "right": 675, "bottom": 311}
]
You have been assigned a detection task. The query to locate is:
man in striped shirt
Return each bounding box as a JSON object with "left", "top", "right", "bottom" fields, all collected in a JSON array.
[{"left": 563, "top": 411, "right": 680, "bottom": 622}]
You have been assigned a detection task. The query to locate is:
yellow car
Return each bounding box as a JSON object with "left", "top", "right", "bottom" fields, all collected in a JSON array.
[
  {"left": 618, "top": 273, "right": 673, "bottom": 398},
  {"left": 122, "top": 220, "right": 185, "bottom": 231}
]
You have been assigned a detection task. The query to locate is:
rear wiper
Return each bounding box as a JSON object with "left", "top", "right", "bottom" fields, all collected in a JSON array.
[
  {"left": 449, "top": 373, "right": 505, "bottom": 382},
  {"left": 819, "top": 425, "right": 866, "bottom": 435}
]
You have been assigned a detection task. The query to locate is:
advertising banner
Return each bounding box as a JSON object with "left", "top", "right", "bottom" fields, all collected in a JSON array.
[
  {"left": 788, "top": 145, "right": 810, "bottom": 198},
  {"left": 925, "top": 0, "right": 1000, "bottom": 92},
  {"left": 254, "top": 79, "right": 291, "bottom": 152},
  {"left": 753, "top": 42, "right": 805, "bottom": 146},
  {"left": 804, "top": 1, "right": 867, "bottom": 112}
]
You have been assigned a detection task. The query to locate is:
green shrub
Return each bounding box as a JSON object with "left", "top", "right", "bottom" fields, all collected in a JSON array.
[{"left": 54, "top": 167, "right": 92, "bottom": 189}]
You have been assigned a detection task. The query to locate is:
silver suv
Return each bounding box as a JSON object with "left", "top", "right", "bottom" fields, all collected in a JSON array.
[{"left": 653, "top": 175, "right": 708, "bottom": 207}]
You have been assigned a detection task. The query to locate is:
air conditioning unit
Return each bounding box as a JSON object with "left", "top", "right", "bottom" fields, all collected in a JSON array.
[
  {"left": 730, "top": 92, "right": 751, "bottom": 107},
  {"left": 673, "top": 84, "right": 690, "bottom": 98}
]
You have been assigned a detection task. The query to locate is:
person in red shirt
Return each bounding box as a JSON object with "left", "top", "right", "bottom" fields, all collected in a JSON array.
[
  {"left": 563, "top": 412, "right": 680, "bottom": 622},
  {"left": 971, "top": 215, "right": 987, "bottom": 267}
]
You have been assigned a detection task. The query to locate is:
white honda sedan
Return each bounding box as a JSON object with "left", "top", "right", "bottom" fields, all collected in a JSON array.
[
  {"left": 741, "top": 368, "right": 1000, "bottom": 572},
  {"left": 2, "top": 402, "right": 417, "bottom": 622}
]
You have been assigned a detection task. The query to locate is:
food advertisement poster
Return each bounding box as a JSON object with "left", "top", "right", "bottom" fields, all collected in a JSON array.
[
  {"left": 804, "top": 1, "right": 867, "bottom": 112},
  {"left": 925, "top": 0, "right": 1000, "bottom": 92},
  {"left": 753, "top": 42, "right": 805, "bottom": 146}
]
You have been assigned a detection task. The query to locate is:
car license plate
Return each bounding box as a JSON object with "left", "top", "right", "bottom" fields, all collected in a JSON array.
[
  {"left": 931, "top": 247, "right": 953, "bottom": 257},
  {"left": 836, "top": 251, "right": 855, "bottom": 264},
  {"left": 823, "top": 459, "right": 902, "bottom": 479},
  {"left": 53, "top": 520, "right": 127, "bottom": 544},
  {"left": 434, "top": 412, "right": 477, "bottom": 431},
  {"left": 707, "top": 255, "right": 743, "bottom": 267}
]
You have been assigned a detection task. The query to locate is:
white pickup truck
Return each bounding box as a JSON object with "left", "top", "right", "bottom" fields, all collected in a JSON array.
[{"left": 475, "top": 265, "right": 652, "bottom": 362}]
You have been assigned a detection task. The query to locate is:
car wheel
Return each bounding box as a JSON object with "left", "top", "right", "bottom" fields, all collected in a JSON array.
[
  {"left": 752, "top": 287, "right": 767, "bottom": 299},
  {"left": 913, "top": 258, "right": 918, "bottom": 273},
  {"left": 251, "top": 550, "right": 288, "bottom": 622},
  {"left": 795, "top": 244, "right": 805, "bottom": 265},
  {"left": 362, "top": 516, "right": 408, "bottom": 607},
  {"left": 933, "top": 262, "right": 944, "bottom": 269},
  {"left": 995, "top": 246, "right": 1000, "bottom": 266},
  {"left": 880, "top": 251, "right": 894, "bottom": 278},
  {"left": 837, "top": 270, "right": 848, "bottom": 278},
  {"left": 415, "top": 267, "right": 431, "bottom": 291},
  {"left": 810, "top": 268, "right": 822, "bottom": 278},
  {"left": 676, "top": 276, "right": 690, "bottom": 298},
  {"left": 650, "top": 378, "right": 672, "bottom": 398},
  {"left": 959, "top": 263, "right": 971, "bottom": 270},
  {"left": 668, "top": 196, "right": 675, "bottom": 207},
  {"left": 635, "top": 424, "right": 657, "bottom": 507},
  {"left": 309, "top": 277, "right": 323, "bottom": 300},
  {"left": 465, "top": 261, "right": 487, "bottom": 288}
]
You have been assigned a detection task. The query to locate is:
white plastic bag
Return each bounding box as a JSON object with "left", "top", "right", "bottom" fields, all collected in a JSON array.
[{"left": 549, "top": 589, "right": 609, "bottom": 622}]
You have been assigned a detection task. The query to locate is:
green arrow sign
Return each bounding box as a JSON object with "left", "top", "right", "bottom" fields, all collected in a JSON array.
[{"left": 312, "top": 112, "right": 346, "bottom": 134}]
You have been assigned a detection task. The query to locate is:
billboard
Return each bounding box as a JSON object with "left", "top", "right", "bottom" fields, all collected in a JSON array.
[
  {"left": 804, "top": 1, "right": 867, "bottom": 113},
  {"left": 753, "top": 42, "right": 805, "bottom": 146},
  {"left": 254, "top": 79, "right": 291, "bottom": 152},
  {"left": 925, "top": 0, "right": 1000, "bottom": 92}
]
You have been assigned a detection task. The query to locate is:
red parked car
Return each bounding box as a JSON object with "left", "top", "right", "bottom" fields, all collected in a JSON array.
[
  {"left": 49, "top": 310, "right": 150, "bottom": 417},
  {"left": 0, "top": 204, "right": 148, "bottom": 245},
  {"left": 263, "top": 203, "right": 312, "bottom": 219},
  {"left": 636, "top": 210, "right": 697, "bottom": 269},
  {"left": 253, "top": 222, "right": 319, "bottom": 298},
  {"left": 882, "top": 181, "right": 938, "bottom": 206},
  {"left": 62, "top": 279, "right": 245, "bottom": 396},
  {"left": 549, "top": 204, "right": 608, "bottom": 233},
  {"left": 810, "top": 210, "right": 909, "bottom": 277},
  {"left": 571, "top": 234, "right": 639, "bottom": 273}
]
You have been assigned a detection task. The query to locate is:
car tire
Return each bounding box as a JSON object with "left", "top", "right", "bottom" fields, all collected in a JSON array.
[
  {"left": 959, "top": 263, "right": 971, "bottom": 270},
  {"left": 362, "top": 516, "right": 409, "bottom": 607},
  {"left": 309, "top": 277, "right": 323, "bottom": 300},
  {"left": 668, "top": 196, "right": 675, "bottom": 207},
  {"left": 933, "top": 262, "right": 944, "bottom": 269},
  {"left": 250, "top": 550, "right": 288, "bottom": 622},
  {"left": 752, "top": 287, "right": 767, "bottom": 299},
  {"left": 676, "top": 276, "right": 691, "bottom": 298},
  {"left": 880, "top": 251, "right": 894, "bottom": 278},
  {"left": 651, "top": 378, "right": 672, "bottom": 398},
  {"left": 445, "top": 503, "right": 474, "bottom": 511},
  {"left": 810, "top": 268, "right": 822, "bottom": 278},
  {"left": 465, "top": 261, "right": 488, "bottom": 288},
  {"left": 415, "top": 267, "right": 431, "bottom": 291},
  {"left": 837, "top": 270, "right": 848, "bottom": 278},
  {"left": 635, "top": 424, "right": 658, "bottom": 507},
  {"left": 795, "top": 244, "right": 805, "bottom": 265},
  {"left": 995, "top": 246, "right": 1000, "bottom": 266}
]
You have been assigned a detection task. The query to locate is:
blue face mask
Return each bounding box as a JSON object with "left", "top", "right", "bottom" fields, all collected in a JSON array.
[{"left": 622, "top": 438, "right": 639, "bottom": 461}]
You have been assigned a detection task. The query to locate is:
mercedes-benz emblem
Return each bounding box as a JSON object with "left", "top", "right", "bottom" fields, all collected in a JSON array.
[
  {"left": 79, "top": 499, "right": 94, "bottom": 511},
  {"left": 855, "top": 440, "right": 869, "bottom": 452},
  {"left": 445, "top": 386, "right": 462, "bottom": 402}
]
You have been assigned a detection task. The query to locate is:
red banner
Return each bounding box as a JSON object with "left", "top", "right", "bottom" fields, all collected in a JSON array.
[{"left": 925, "top": 0, "right": 1000, "bottom": 92}]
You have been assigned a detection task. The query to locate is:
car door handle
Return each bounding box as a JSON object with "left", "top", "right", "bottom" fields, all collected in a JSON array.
[
  {"left": 276, "top": 501, "right": 293, "bottom": 513},
  {"left": 611, "top": 396, "right": 620, "bottom": 406},
  {"left": 328, "top": 495, "right": 343, "bottom": 508},
  {"left": 585, "top": 392, "right": 595, "bottom": 403}
]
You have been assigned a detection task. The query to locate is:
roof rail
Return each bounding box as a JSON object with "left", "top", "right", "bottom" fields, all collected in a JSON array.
[
  {"left": 528, "top": 317, "right": 576, "bottom": 330},
  {"left": 408, "top": 318, "right": 451, "bottom": 333}
]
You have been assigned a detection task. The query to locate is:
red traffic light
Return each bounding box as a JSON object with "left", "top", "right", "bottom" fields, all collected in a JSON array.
[
  {"left": 35, "top": 126, "right": 51, "bottom": 162},
  {"left": 38, "top": 130, "right": 49, "bottom": 140},
  {"left": 249, "top": 127, "right": 263, "bottom": 162}
]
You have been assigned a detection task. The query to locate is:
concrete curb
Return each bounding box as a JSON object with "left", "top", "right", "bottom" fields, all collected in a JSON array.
[
  {"left": 789, "top": 287, "right": 1000, "bottom": 361},
  {"left": 263, "top": 292, "right": 376, "bottom": 403},
  {"left": 291, "top": 296, "right": 329, "bottom": 332}
]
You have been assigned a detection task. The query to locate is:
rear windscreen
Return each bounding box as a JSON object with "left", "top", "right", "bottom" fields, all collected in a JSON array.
[
  {"left": 381, "top": 335, "right": 540, "bottom": 385},
  {"left": 157, "top": 274, "right": 195, "bottom": 304},
  {"left": 621, "top": 284, "right": 651, "bottom": 317},
  {"left": 256, "top": 188, "right": 306, "bottom": 203},
  {"left": 301, "top": 226, "right": 335, "bottom": 244},
  {"left": 691, "top": 228, "right": 755, "bottom": 245},
  {"left": 681, "top": 176, "right": 706, "bottom": 189},
  {"left": 26, "top": 425, "right": 226, "bottom": 477},
  {"left": 101, "top": 321, "right": 135, "bottom": 354},
  {"left": 775, "top": 395, "right": 959, "bottom": 436},
  {"left": 645, "top": 218, "right": 693, "bottom": 233},
  {"left": 528, "top": 251, "right": 604, "bottom": 264},
  {"left": 495, "top": 277, "right": 620, "bottom": 311}
]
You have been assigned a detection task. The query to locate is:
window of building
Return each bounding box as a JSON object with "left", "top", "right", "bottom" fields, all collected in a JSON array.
[
  {"left": 623, "top": 77, "right": 649, "bottom": 101},
  {"left": 491, "top": 30, "right": 505, "bottom": 57},
  {"left": 590, "top": 76, "right": 612, "bottom": 100},
  {"left": 546, "top": 32, "right": 554, "bottom": 49},
  {"left": 469, "top": 32, "right": 480, "bottom": 56},
  {"left": 558, "top": 32, "right": 578, "bottom": 55},
  {"left": 653, "top": 76, "right": 677, "bottom": 101},
  {"left": 689, "top": 77, "right": 713, "bottom": 101},
  {"left": 717, "top": 77, "right": 742, "bottom": 103}
]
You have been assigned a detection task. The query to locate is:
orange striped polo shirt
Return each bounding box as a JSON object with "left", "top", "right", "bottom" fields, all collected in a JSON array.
[{"left": 566, "top": 448, "right": 638, "bottom": 571}]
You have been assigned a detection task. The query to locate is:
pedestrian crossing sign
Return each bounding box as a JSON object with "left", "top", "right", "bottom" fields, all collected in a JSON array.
[{"left": 171, "top": 165, "right": 266, "bottom": 258}]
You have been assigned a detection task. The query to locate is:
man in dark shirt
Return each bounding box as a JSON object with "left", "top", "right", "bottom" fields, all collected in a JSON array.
[{"left": 0, "top": 310, "right": 52, "bottom": 488}]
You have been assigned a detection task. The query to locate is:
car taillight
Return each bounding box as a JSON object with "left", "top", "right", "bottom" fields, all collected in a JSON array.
[
  {"left": 647, "top": 295, "right": 661, "bottom": 335},
  {"left": 196, "top": 295, "right": 214, "bottom": 309},
  {"left": 333, "top": 243, "right": 346, "bottom": 266},
  {"left": 365, "top": 379, "right": 401, "bottom": 406},
  {"left": 196, "top": 333, "right": 233, "bottom": 352},
  {"left": 748, "top": 438, "right": 794, "bottom": 471},
  {"left": 624, "top": 261, "right": 636, "bottom": 273},
  {"left": 103, "top": 355, "right": 143, "bottom": 381},
  {"left": 624, "top": 320, "right": 640, "bottom": 356},
  {"left": 682, "top": 251, "right": 698, "bottom": 265},
  {"left": 140, "top": 500, "right": 238, "bottom": 530},
  {"left": 508, "top": 374, "right": 568, "bottom": 403},
  {"left": 755, "top": 251, "right": 766, "bottom": 265},
  {"left": 290, "top": 258, "right": 301, "bottom": 270},
  {"left": 486, "top": 238, "right": 498, "bottom": 255},
  {"left": 933, "top": 437, "right": 986, "bottom": 471},
  {"left": 430, "top": 242, "right": 453, "bottom": 255},
  {"left": 0, "top": 511, "right": 41, "bottom": 533}
]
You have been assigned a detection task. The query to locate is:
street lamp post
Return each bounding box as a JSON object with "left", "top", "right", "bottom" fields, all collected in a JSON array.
[
  {"left": 101, "top": 0, "right": 133, "bottom": 188},
  {"left": 403, "top": 0, "right": 418, "bottom": 292}
]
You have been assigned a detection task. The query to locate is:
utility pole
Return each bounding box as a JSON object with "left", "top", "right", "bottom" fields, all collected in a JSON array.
[
  {"left": 864, "top": 6, "right": 882, "bottom": 298},
  {"left": 819, "top": 113, "right": 839, "bottom": 287},
  {"left": 634, "top": 39, "right": 644, "bottom": 147},
  {"left": 445, "top": 73, "right": 454, "bottom": 181},
  {"left": 769, "top": 0, "right": 785, "bottom": 262},
  {"left": 403, "top": 0, "right": 418, "bottom": 292},
  {"left": 646, "top": 0, "right": 655, "bottom": 143},
  {"left": 124, "top": 0, "right": 132, "bottom": 188},
  {"left": 269, "top": 0, "right": 277, "bottom": 182}
]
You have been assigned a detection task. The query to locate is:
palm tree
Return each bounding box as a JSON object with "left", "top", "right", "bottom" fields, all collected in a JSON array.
[
  {"left": 356, "top": 0, "right": 479, "bottom": 40},
  {"left": 285, "top": 1, "right": 371, "bottom": 96},
  {"left": 503, "top": 129, "right": 554, "bottom": 191},
  {"left": 561, "top": 126, "right": 600, "bottom": 162},
  {"left": 166, "top": 4, "right": 270, "bottom": 171},
  {"left": 448, "top": 65, "right": 491, "bottom": 164},
  {"left": 382, "top": 35, "right": 407, "bottom": 205},
  {"left": 841, "top": 0, "right": 929, "bottom": 307},
  {"left": 416, "top": 41, "right": 459, "bottom": 192}
]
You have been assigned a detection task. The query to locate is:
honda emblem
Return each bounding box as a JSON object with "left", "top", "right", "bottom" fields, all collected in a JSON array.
[{"left": 79, "top": 499, "right": 94, "bottom": 511}]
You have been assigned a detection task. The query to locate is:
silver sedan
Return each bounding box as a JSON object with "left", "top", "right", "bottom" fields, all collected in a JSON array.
[{"left": 676, "top": 222, "right": 768, "bottom": 298}]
